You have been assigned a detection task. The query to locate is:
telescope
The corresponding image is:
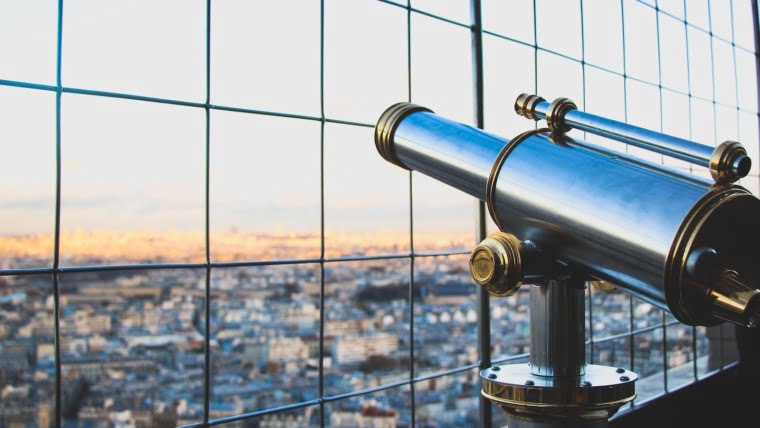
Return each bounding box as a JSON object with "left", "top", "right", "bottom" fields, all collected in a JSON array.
[{"left": 374, "top": 94, "right": 760, "bottom": 427}]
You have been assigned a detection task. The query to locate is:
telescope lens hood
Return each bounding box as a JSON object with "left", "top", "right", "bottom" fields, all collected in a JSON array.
[{"left": 374, "top": 102, "right": 432, "bottom": 170}]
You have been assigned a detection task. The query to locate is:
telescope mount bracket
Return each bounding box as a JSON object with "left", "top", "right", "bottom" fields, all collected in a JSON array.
[{"left": 470, "top": 233, "right": 637, "bottom": 427}]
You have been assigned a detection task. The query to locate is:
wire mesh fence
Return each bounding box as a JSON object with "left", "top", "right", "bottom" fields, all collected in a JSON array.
[{"left": 0, "top": 0, "right": 758, "bottom": 427}]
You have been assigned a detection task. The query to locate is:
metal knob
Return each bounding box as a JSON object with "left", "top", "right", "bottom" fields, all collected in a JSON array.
[
  {"left": 469, "top": 232, "right": 524, "bottom": 297},
  {"left": 710, "top": 141, "right": 751, "bottom": 185},
  {"left": 514, "top": 93, "right": 545, "bottom": 121}
]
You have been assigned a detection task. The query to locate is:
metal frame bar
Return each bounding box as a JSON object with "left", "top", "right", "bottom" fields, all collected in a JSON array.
[
  {"left": 652, "top": 0, "right": 671, "bottom": 395},
  {"left": 706, "top": 0, "right": 725, "bottom": 374},
  {"left": 1, "top": 0, "right": 759, "bottom": 427},
  {"left": 202, "top": 0, "right": 213, "bottom": 424},
  {"left": 681, "top": 0, "right": 701, "bottom": 384},
  {"left": 405, "top": 1, "right": 418, "bottom": 425},
  {"left": 318, "top": 1, "right": 327, "bottom": 423},
  {"left": 52, "top": 0, "right": 64, "bottom": 426},
  {"left": 470, "top": 1, "right": 492, "bottom": 426}
]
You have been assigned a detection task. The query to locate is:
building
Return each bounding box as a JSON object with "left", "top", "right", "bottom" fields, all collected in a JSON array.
[{"left": 333, "top": 334, "right": 399, "bottom": 364}]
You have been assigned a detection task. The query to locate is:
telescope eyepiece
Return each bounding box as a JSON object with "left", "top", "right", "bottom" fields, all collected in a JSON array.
[
  {"left": 710, "top": 141, "right": 751, "bottom": 184},
  {"left": 732, "top": 153, "right": 752, "bottom": 179}
]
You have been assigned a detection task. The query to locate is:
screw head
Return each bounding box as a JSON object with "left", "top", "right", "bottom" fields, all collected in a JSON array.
[
  {"left": 582, "top": 381, "right": 592, "bottom": 387},
  {"left": 525, "top": 380, "right": 535, "bottom": 386},
  {"left": 491, "top": 366, "right": 501, "bottom": 371},
  {"left": 620, "top": 376, "right": 630, "bottom": 382},
  {"left": 488, "top": 373, "right": 497, "bottom": 379},
  {"left": 616, "top": 368, "right": 625, "bottom": 374}
]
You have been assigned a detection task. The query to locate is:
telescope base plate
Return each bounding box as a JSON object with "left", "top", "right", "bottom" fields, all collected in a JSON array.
[{"left": 481, "top": 363, "right": 636, "bottom": 424}]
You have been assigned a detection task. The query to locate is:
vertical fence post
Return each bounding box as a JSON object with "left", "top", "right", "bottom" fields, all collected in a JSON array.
[{"left": 470, "top": 1, "right": 493, "bottom": 426}]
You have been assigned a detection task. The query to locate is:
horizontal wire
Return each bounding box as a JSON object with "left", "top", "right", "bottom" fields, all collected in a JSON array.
[
  {"left": 0, "top": 2, "right": 754, "bottom": 122},
  {"left": 0, "top": 78, "right": 57, "bottom": 92},
  {"left": 205, "top": 362, "right": 481, "bottom": 425},
  {"left": 491, "top": 352, "right": 531, "bottom": 365},
  {"left": 634, "top": 0, "right": 755, "bottom": 55},
  {"left": 0, "top": 80, "right": 377, "bottom": 128},
  {"left": 590, "top": 319, "right": 682, "bottom": 346},
  {"left": 0, "top": 40, "right": 756, "bottom": 128},
  {"left": 177, "top": 423, "right": 206, "bottom": 428},
  {"left": 611, "top": 361, "right": 740, "bottom": 418},
  {"left": 376, "top": 0, "right": 471, "bottom": 29},
  {"left": 0, "top": 250, "right": 471, "bottom": 276},
  {"left": 206, "top": 399, "right": 322, "bottom": 426},
  {"left": 203, "top": 355, "right": 741, "bottom": 426},
  {"left": 481, "top": 30, "right": 756, "bottom": 116}
]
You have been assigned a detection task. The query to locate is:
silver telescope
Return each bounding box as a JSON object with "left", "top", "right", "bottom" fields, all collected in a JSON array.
[
  {"left": 375, "top": 96, "right": 760, "bottom": 328},
  {"left": 374, "top": 95, "right": 760, "bottom": 426}
]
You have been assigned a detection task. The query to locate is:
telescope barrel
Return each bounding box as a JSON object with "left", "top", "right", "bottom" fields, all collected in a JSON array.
[
  {"left": 375, "top": 103, "right": 505, "bottom": 200},
  {"left": 515, "top": 94, "right": 751, "bottom": 184},
  {"left": 375, "top": 102, "right": 760, "bottom": 328}
]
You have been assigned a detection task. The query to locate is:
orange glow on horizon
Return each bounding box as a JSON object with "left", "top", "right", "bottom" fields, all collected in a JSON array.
[{"left": 0, "top": 230, "right": 474, "bottom": 264}]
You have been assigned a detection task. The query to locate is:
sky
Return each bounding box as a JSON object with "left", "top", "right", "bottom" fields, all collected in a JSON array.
[{"left": 0, "top": 0, "right": 758, "bottom": 238}]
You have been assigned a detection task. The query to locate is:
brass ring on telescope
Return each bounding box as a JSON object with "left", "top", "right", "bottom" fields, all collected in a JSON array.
[
  {"left": 374, "top": 102, "right": 433, "bottom": 170},
  {"left": 665, "top": 185, "right": 751, "bottom": 326},
  {"left": 709, "top": 140, "right": 750, "bottom": 185},
  {"left": 487, "top": 128, "right": 551, "bottom": 231},
  {"left": 514, "top": 93, "right": 546, "bottom": 121},
  {"left": 545, "top": 97, "right": 577, "bottom": 133}
]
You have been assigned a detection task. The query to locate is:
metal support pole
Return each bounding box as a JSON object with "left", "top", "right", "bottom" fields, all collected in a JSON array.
[
  {"left": 529, "top": 278, "right": 586, "bottom": 378},
  {"left": 481, "top": 275, "right": 636, "bottom": 428},
  {"left": 504, "top": 416, "right": 608, "bottom": 428}
]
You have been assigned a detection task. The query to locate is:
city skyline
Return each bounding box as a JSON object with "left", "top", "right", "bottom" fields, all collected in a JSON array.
[{"left": 0, "top": 249, "right": 705, "bottom": 427}]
